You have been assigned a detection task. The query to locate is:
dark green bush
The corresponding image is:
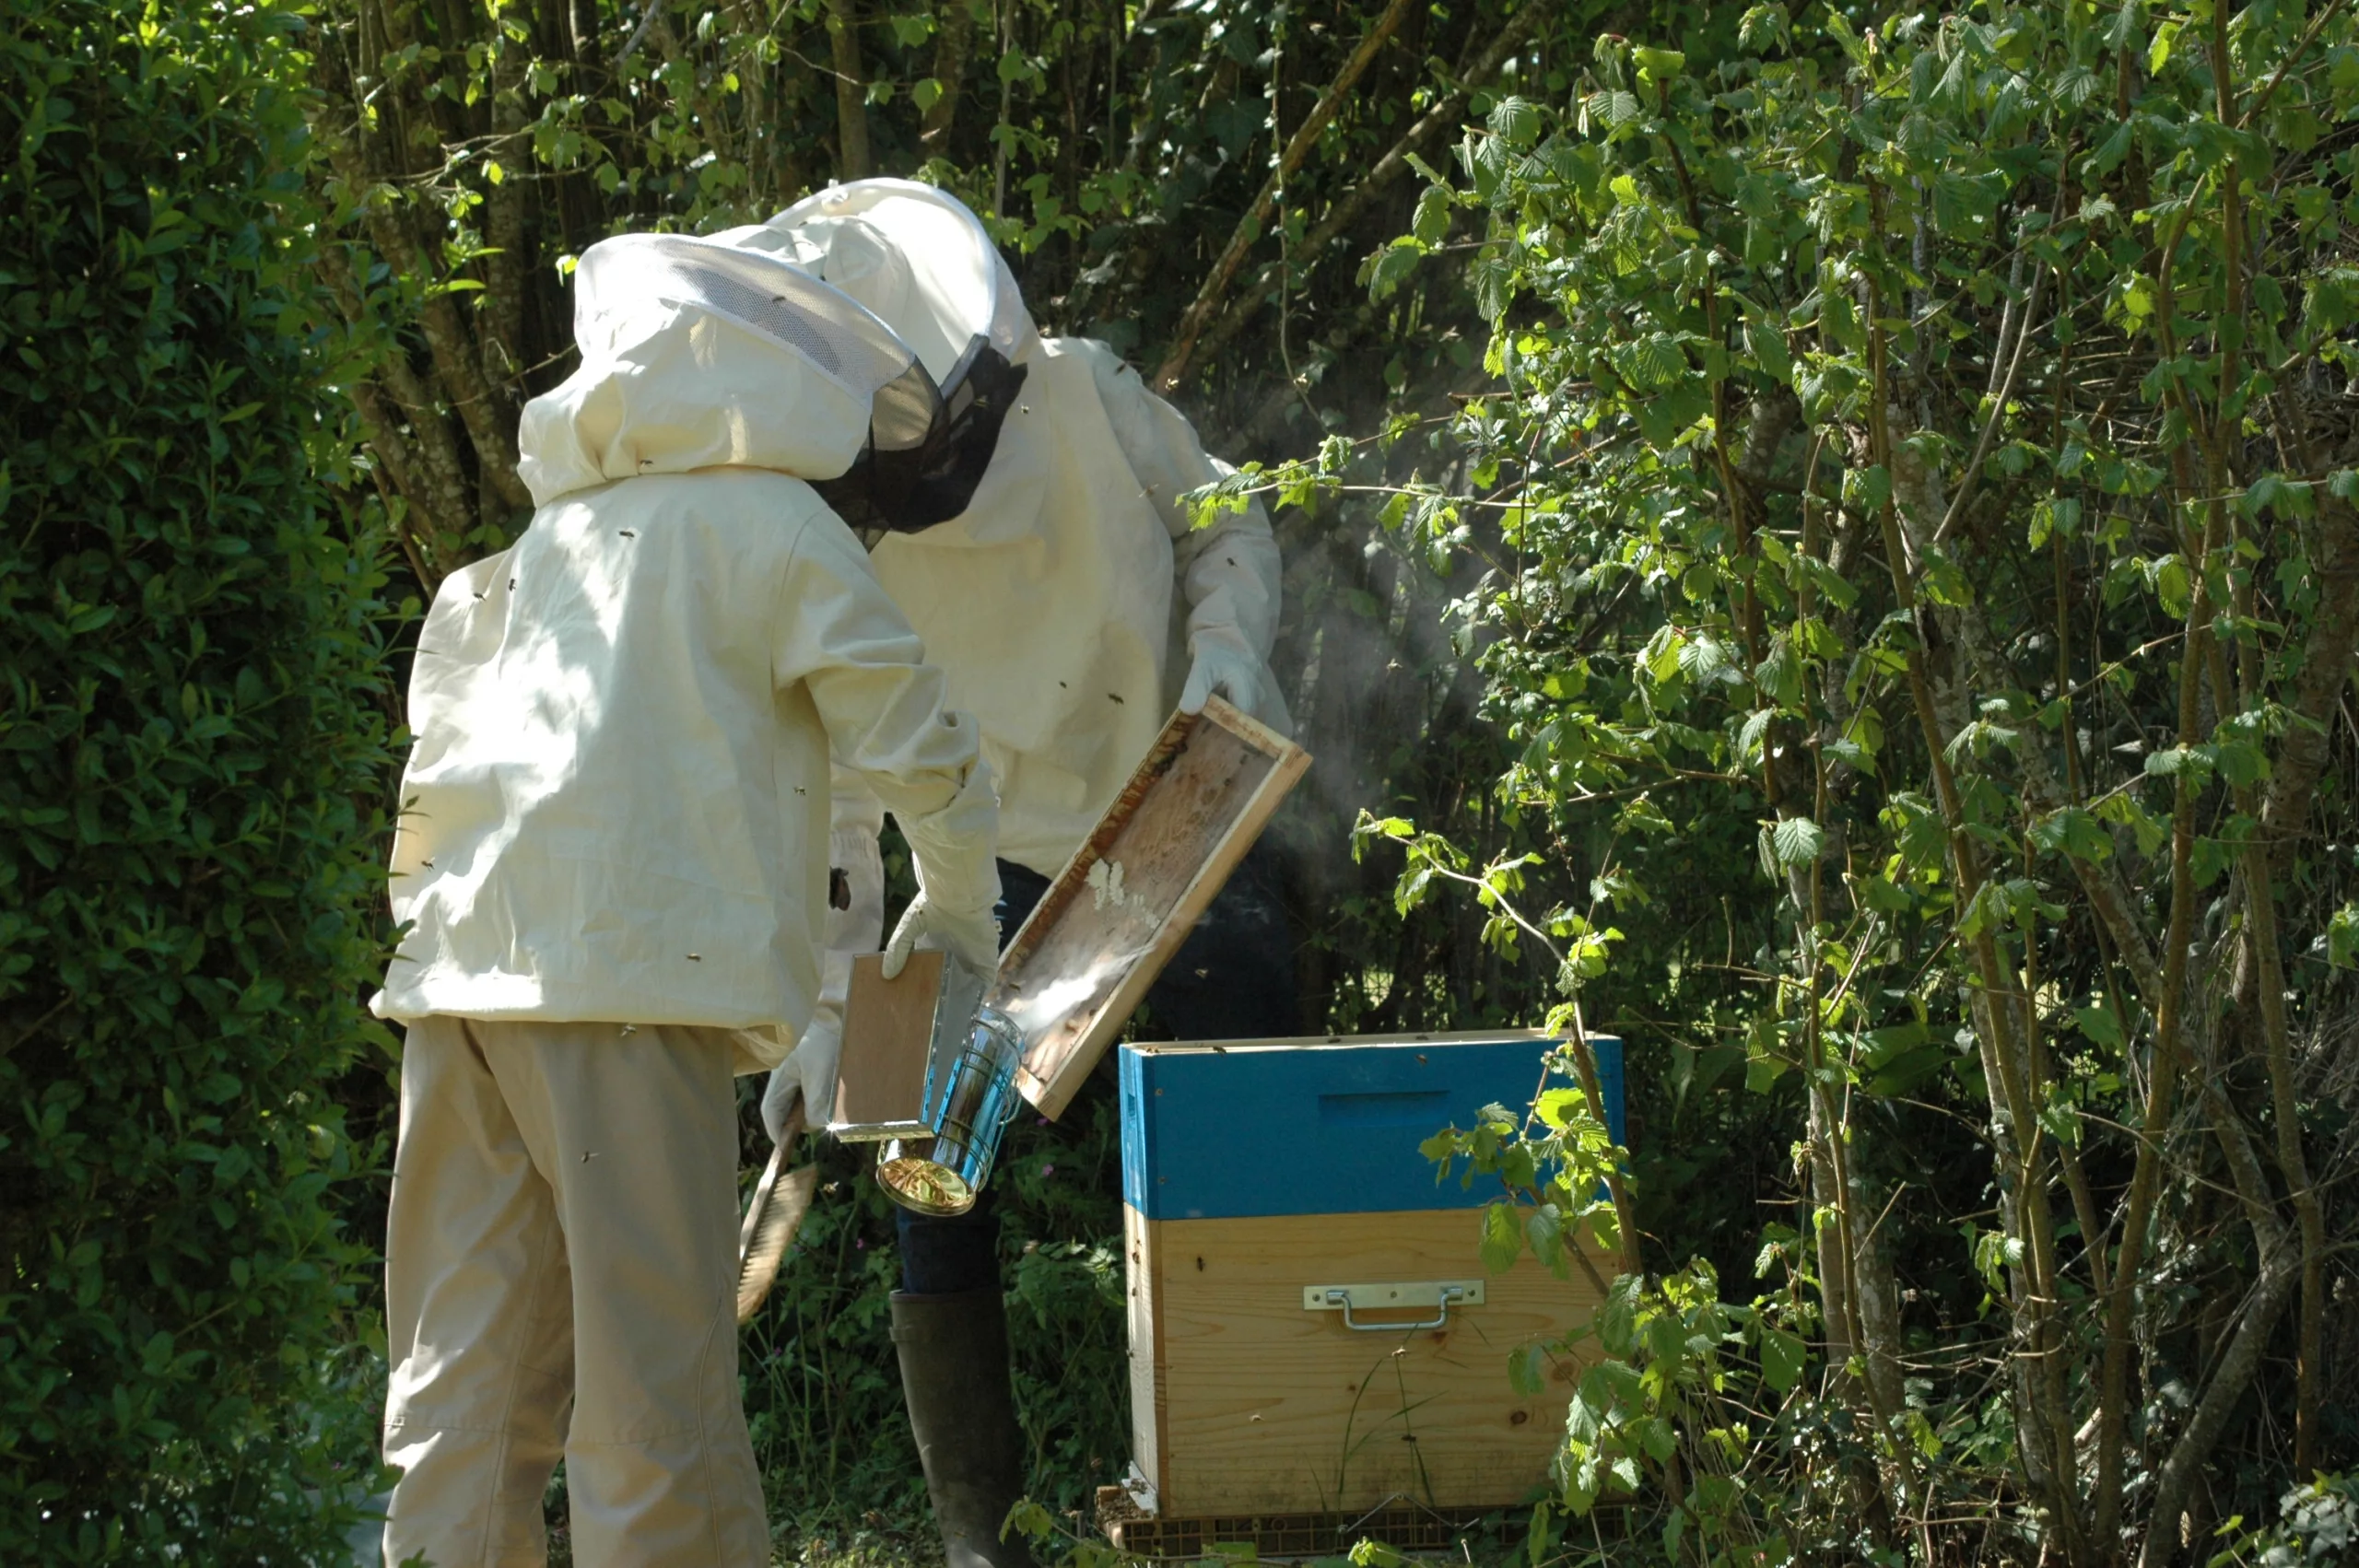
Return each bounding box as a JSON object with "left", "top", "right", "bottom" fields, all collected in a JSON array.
[{"left": 0, "top": 0, "right": 396, "bottom": 1557}]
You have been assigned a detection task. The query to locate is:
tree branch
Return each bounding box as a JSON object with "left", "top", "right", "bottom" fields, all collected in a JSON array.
[
  {"left": 1152, "top": 0, "right": 1417, "bottom": 392},
  {"left": 827, "top": 0, "right": 873, "bottom": 180},
  {"left": 1183, "top": 2, "right": 1548, "bottom": 372},
  {"left": 919, "top": 0, "right": 975, "bottom": 152},
  {"left": 2261, "top": 494, "right": 2359, "bottom": 880}
]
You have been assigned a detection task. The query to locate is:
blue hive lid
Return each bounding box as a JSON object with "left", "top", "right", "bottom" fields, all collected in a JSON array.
[{"left": 1118, "top": 1031, "right": 1624, "bottom": 1222}]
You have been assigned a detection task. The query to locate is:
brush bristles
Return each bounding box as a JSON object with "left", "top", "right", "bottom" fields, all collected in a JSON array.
[{"left": 736, "top": 1164, "right": 819, "bottom": 1323}]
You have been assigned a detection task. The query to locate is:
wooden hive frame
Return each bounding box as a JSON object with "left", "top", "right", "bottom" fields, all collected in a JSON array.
[{"left": 990, "top": 695, "right": 1309, "bottom": 1119}]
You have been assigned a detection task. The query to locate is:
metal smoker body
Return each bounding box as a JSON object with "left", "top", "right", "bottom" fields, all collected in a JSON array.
[{"left": 875, "top": 1001, "right": 1025, "bottom": 1216}]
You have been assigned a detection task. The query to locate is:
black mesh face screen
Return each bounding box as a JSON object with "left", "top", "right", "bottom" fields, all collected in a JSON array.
[
  {"left": 812, "top": 334, "right": 1029, "bottom": 543},
  {"left": 907, "top": 335, "right": 1027, "bottom": 522}
]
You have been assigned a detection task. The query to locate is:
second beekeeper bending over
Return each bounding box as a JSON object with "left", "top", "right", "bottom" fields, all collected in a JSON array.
[{"left": 726, "top": 180, "right": 1297, "bottom": 1568}]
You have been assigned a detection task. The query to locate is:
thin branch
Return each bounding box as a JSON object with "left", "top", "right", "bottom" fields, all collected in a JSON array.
[
  {"left": 2241, "top": 0, "right": 2353, "bottom": 129},
  {"left": 1152, "top": 0, "right": 1417, "bottom": 392},
  {"left": 1931, "top": 260, "right": 2048, "bottom": 548}
]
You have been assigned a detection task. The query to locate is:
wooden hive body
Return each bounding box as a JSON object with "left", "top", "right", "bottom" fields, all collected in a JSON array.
[{"left": 1118, "top": 1031, "right": 1623, "bottom": 1519}]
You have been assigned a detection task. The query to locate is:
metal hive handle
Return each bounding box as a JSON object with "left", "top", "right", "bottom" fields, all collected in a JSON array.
[{"left": 1302, "top": 1279, "right": 1485, "bottom": 1331}]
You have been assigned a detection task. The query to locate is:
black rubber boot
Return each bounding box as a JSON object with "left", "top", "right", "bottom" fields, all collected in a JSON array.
[{"left": 891, "top": 1287, "right": 1039, "bottom": 1568}]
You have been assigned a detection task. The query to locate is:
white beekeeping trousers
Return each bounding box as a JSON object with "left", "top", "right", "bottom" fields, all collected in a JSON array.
[{"left": 380, "top": 1016, "right": 769, "bottom": 1568}]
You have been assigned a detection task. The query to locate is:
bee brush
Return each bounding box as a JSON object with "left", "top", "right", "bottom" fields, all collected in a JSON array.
[{"left": 735, "top": 1104, "right": 820, "bottom": 1324}]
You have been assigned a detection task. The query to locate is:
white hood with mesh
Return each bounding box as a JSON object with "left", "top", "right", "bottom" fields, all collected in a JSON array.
[{"left": 518, "top": 231, "right": 921, "bottom": 507}]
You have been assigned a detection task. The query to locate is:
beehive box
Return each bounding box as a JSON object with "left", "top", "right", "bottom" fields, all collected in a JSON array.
[{"left": 1117, "top": 1031, "right": 1624, "bottom": 1523}]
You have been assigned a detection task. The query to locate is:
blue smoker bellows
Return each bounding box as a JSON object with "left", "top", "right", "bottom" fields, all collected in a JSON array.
[{"left": 1118, "top": 1032, "right": 1624, "bottom": 1221}]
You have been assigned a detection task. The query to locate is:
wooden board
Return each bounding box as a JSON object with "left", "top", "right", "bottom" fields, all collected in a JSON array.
[
  {"left": 1126, "top": 1206, "right": 1603, "bottom": 1517},
  {"left": 831, "top": 951, "right": 945, "bottom": 1139},
  {"left": 992, "top": 696, "right": 1309, "bottom": 1118}
]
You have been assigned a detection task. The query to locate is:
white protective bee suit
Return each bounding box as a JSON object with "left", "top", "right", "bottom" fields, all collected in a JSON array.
[
  {"left": 725, "top": 181, "right": 1292, "bottom": 1137},
  {"left": 370, "top": 233, "right": 1001, "bottom": 1568}
]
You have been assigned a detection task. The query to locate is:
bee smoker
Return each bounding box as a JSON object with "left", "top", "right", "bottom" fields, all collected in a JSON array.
[
  {"left": 830, "top": 950, "right": 1024, "bottom": 1216},
  {"left": 874, "top": 1001, "right": 1025, "bottom": 1216}
]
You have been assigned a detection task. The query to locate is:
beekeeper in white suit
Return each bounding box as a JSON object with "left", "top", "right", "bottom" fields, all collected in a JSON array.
[
  {"left": 722, "top": 180, "right": 1297, "bottom": 1568},
  {"left": 370, "top": 232, "right": 1004, "bottom": 1568}
]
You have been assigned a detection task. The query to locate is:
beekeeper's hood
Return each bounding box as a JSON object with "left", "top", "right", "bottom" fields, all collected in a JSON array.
[
  {"left": 718, "top": 179, "right": 1038, "bottom": 380},
  {"left": 517, "top": 231, "right": 922, "bottom": 509},
  {"left": 714, "top": 181, "right": 1047, "bottom": 544}
]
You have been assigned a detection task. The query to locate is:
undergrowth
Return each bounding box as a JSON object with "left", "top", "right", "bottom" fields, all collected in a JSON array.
[{"left": 733, "top": 1059, "right": 1133, "bottom": 1537}]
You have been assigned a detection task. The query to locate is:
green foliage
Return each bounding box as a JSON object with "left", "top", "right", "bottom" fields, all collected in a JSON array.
[
  {"left": 271, "top": 0, "right": 2359, "bottom": 1559},
  {"left": 738, "top": 1075, "right": 1131, "bottom": 1531},
  {"left": 1425, "top": 1064, "right": 1846, "bottom": 1564},
  {"left": 1250, "top": 3, "right": 2359, "bottom": 1562},
  {"left": 2206, "top": 1474, "right": 2359, "bottom": 1568},
  {"left": 0, "top": 0, "right": 398, "bottom": 1557}
]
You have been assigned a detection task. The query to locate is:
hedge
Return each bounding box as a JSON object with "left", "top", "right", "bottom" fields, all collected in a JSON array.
[{"left": 0, "top": 0, "right": 396, "bottom": 1557}]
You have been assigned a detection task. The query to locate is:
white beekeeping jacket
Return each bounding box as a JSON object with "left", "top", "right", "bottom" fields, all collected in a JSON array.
[{"left": 372, "top": 233, "right": 998, "bottom": 1070}]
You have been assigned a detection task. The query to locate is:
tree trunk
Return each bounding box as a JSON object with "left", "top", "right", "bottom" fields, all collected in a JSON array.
[{"left": 828, "top": 0, "right": 872, "bottom": 180}]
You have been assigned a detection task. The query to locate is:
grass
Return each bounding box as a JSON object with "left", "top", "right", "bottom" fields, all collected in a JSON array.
[{"left": 540, "top": 1481, "right": 944, "bottom": 1568}]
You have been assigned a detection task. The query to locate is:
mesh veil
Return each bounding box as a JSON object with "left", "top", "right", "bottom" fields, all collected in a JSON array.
[{"left": 811, "top": 334, "right": 1026, "bottom": 539}]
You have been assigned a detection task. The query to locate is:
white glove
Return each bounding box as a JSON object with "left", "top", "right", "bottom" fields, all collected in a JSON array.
[
  {"left": 882, "top": 888, "right": 1000, "bottom": 977},
  {"left": 761, "top": 1014, "right": 842, "bottom": 1143},
  {"left": 891, "top": 755, "right": 1002, "bottom": 975},
  {"left": 1180, "top": 627, "right": 1264, "bottom": 717}
]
